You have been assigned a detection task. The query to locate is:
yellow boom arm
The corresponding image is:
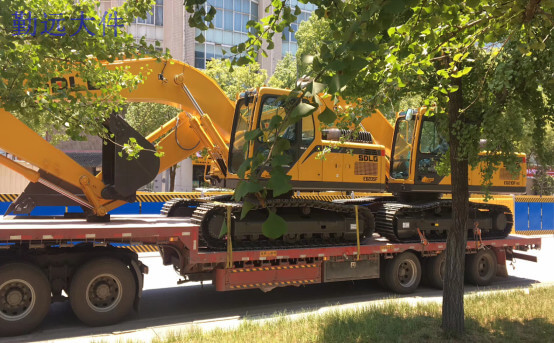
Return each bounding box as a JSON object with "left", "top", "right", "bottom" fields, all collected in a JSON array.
[{"left": 0, "top": 58, "right": 234, "bottom": 216}]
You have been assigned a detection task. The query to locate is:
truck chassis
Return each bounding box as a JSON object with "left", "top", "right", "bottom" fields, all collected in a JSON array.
[{"left": 0, "top": 215, "right": 541, "bottom": 336}]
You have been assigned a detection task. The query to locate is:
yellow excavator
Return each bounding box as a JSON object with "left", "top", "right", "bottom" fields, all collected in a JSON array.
[{"left": 0, "top": 58, "right": 526, "bottom": 247}]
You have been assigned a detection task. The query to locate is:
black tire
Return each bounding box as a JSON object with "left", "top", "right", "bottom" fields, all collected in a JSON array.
[
  {"left": 69, "top": 258, "right": 136, "bottom": 326},
  {"left": 0, "top": 263, "right": 51, "bottom": 336},
  {"left": 425, "top": 253, "right": 446, "bottom": 289},
  {"left": 465, "top": 248, "right": 497, "bottom": 286},
  {"left": 384, "top": 252, "right": 421, "bottom": 294}
]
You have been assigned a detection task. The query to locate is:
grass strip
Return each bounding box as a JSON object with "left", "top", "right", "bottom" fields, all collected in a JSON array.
[{"left": 153, "top": 285, "right": 554, "bottom": 343}]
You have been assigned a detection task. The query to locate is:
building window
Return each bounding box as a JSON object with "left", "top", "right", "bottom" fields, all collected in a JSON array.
[
  {"left": 195, "top": 42, "right": 231, "bottom": 69},
  {"left": 195, "top": 0, "right": 258, "bottom": 68},
  {"left": 282, "top": 1, "right": 313, "bottom": 56},
  {"left": 136, "top": 0, "right": 163, "bottom": 26}
]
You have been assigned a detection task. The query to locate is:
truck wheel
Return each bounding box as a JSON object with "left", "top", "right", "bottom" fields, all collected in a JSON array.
[
  {"left": 69, "top": 258, "right": 136, "bottom": 326},
  {"left": 425, "top": 253, "right": 445, "bottom": 289},
  {"left": 465, "top": 248, "right": 497, "bottom": 286},
  {"left": 0, "top": 263, "right": 51, "bottom": 336},
  {"left": 384, "top": 252, "right": 421, "bottom": 294}
]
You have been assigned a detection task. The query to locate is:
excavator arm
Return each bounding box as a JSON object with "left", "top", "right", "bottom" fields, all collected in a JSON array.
[{"left": 0, "top": 58, "right": 234, "bottom": 217}]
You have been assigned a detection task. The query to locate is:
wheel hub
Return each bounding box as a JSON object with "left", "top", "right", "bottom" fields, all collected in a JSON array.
[
  {"left": 478, "top": 258, "right": 489, "bottom": 276},
  {"left": 6, "top": 288, "right": 24, "bottom": 306},
  {"left": 0, "top": 280, "right": 36, "bottom": 321},
  {"left": 398, "top": 261, "right": 416, "bottom": 287},
  {"left": 94, "top": 283, "right": 111, "bottom": 300},
  {"left": 86, "top": 274, "right": 122, "bottom": 312}
]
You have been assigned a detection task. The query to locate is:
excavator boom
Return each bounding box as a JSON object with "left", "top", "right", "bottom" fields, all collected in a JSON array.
[{"left": 0, "top": 58, "right": 235, "bottom": 216}]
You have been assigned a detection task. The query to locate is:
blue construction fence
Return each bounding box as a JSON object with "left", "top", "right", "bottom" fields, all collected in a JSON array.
[
  {"left": 0, "top": 201, "right": 164, "bottom": 216},
  {"left": 514, "top": 196, "right": 554, "bottom": 234}
]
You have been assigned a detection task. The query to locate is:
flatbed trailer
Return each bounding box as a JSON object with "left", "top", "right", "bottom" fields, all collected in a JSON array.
[{"left": 0, "top": 215, "right": 541, "bottom": 336}]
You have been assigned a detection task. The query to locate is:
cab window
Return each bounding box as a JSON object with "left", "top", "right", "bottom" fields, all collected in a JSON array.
[
  {"left": 229, "top": 98, "right": 254, "bottom": 173},
  {"left": 419, "top": 120, "right": 447, "bottom": 154},
  {"left": 391, "top": 117, "right": 415, "bottom": 179}
]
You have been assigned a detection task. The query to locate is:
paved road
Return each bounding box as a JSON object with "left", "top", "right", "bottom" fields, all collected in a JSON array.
[{"left": 3, "top": 235, "right": 552, "bottom": 343}]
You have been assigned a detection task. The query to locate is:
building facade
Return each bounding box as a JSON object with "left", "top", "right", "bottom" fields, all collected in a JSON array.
[{"left": 100, "top": 0, "right": 313, "bottom": 74}]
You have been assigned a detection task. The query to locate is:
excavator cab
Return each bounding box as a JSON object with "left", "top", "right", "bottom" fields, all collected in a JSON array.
[
  {"left": 228, "top": 88, "right": 313, "bottom": 178},
  {"left": 225, "top": 87, "right": 386, "bottom": 192},
  {"left": 389, "top": 108, "right": 526, "bottom": 196},
  {"left": 389, "top": 108, "right": 448, "bottom": 195}
]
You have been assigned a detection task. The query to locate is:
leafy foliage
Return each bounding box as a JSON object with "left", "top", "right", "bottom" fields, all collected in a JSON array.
[
  {"left": 126, "top": 102, "right": 180, "bottom": 137},
  {"left": 295, "top": 14, "right": 334, "bottom": 78},
  {"left": 0, "top": 0, "right": 165, "bottom": 139},
  {"left": 203, "top": 59, "right": 267, "bottom": 99},
  {"left": 268, "top": 53, "right": 297, "bottom": 89}
]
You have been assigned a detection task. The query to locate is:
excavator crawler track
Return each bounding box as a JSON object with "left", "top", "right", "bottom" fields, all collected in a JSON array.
[
  {"left": 185, "top": 198, "right": 374, "bottom": 251},
  {"left": 373, "top": 200, "right": 513, "bottom": 242}
]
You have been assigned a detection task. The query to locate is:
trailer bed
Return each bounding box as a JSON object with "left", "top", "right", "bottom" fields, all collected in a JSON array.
[{"left": 0, "top": 215, "right": 541, "bottom": 265}]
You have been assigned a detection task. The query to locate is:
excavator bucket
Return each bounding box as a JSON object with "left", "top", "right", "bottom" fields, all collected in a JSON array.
[
  {"left": 4, "top": 114, "right": 159, "bottom": 215},
  {"left": 100, "top": 113, "right": 160, "bottom": 202}
]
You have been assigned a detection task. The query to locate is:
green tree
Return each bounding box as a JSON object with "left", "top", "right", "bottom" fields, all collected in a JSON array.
[
  {"left": 521, "top": 122, "right": 554, "bottom": 195},
  {"left": 295, "top": 15, "right": 333, "bottom": 77},
  {"left": 203, "top": 59, "right": 267, "bottom": 99},
  {"left": 268, "top": 53, "right": 297, "bottom": 89},
  {"left": 184, "top": 0, "right": 553, "bottom": 336},
  {"left": 125, "top": 102, "right": 180, "bottom": 191},
  {"left": 0, "top": 0, "right": 162, "bottom": 140}
]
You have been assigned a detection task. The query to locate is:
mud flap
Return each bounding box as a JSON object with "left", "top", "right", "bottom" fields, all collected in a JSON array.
[{"left": 130, "top": 259, "right": 146, "bottom": 312}]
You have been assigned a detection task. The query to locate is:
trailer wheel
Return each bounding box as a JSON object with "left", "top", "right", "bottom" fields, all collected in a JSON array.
[
  {"left": 465, "top": 248, "right": 497, "bottom": 286},
  {"left": 425, "top": 253, "right": 446, "bottom": 289},
  {"left": 0, "top": 263, "right": 51, "bottom": 336},
  {"left": 384, "top": 252, "right": 421, "bottom": 294},
  {"left": 69, "top": 258, "right": 136, "bottom": 326}
]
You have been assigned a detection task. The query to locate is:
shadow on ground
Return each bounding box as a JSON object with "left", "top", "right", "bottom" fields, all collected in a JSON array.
[
  {"left": 318, "top": 311, "right": 553, "bottom": 343},
  {"left": 1, "top": 275, "right": 542, "bottom": 343}
]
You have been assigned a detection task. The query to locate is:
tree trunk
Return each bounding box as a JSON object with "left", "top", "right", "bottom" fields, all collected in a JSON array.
[
  {"left": 169, "top": 165, "right": 177, "bottom": 192},
  {"left": 442, "top": 75, "right": 468, "bottom": 336}
]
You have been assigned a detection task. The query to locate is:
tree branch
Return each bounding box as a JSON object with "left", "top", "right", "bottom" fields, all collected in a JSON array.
[
  {"left": 523, "top": 0, "right": 540, "bottom": 23},
  {"left": 461, "top": 32, "right": 514, "bottom": 113}
]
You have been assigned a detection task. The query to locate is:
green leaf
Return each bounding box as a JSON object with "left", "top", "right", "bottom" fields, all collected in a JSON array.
[
  {"left": 319, "top": 107, "right": 337, "bottom": 124},
  {"left": 268, "top": 168, "right": 292, "bottom": 196},
  {"left": 267, "top": 115, "right": 283, "bottom": 131},
  {"left": 451, "top": 66, "right": 473, "bottom": 78},
  {"left": 312, "top": 81, "right": 326, "bottom": 95},
  {"left": 262, "top": 211, "right": 288, "bottom": 239},
  {"left": 244, "top": 128, "right": 263, "bottom": 141},
  {"left": 448, "top": 85, "right": 459, "bottom": 93},
  {"left": 272, "top": 154, "right": 292, "bottom": 167},
  {"left": 195, "top": 33, "right": 205, "bottom": 43},
  {"left": 290, "top": 102, "right": 316, "bottom": 119},
  {"left": 382, "top": 0, "right": 407, "bottom": 14},
  {"left": 274, "top": 137, "right": 291, "bottom": 152},
  {"left": 237, "top": 56, "right": 250, "bottom": 65},
  {"left": 237, "top": 158, "right": 251, "bottom": 178},
  {"left": 397, "top": 78, "right": 406, "bottom": 88},
  {"left": 387, "top": 27, "right": 396, "bottom": 37},
  {"left": 234, "top": 180, "right": 263, "bottom": 200},
  {"left": 240, "top": 201, "right": 255, "bottom": 219},
  {"left": 218, "top": 220, "right": 228, "bottom": 238}
]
